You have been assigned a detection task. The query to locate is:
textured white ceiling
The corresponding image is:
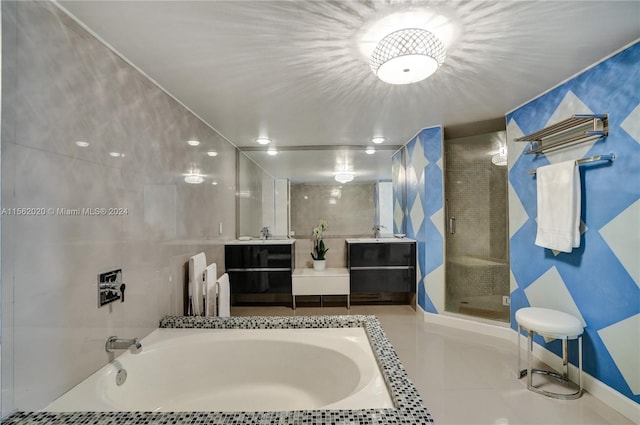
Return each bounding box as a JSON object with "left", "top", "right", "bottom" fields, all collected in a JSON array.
[{"left": 56, "top": 1, "right": 640, "bottom": 179}]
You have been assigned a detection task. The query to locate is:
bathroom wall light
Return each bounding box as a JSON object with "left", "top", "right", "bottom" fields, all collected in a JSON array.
[
  {"left": 370, "top": 137, "right": 386, "bottom": 144},
  {"left": 255, "top": 137, "right": 271, "bottom": 145},
  {"left": 335, "top": 172, "right": 354, "bottom": 183},
  {"left": 187, "top": 139, "right": 200, "bottom": 146},
  {"left": 207, "top": 150, "right": 218, "bottom": 157},
  {"left": 491, "top": 146, "right": 508, "bottom": 167},
  {"left": 365, "top": 147, "right": 376, "bottom": 155},
  {"left": 370, "top": 28, "right": 446, "bottom": 85},
  {"left": 75, "top": 141, "right": 89, "bottom": 147}
]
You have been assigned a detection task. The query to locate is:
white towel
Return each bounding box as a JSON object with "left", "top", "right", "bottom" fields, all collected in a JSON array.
[
  {"left": 204, "top": 263, "right": 217, "bottom": 316},
  {"left": 216, "top": 273, "right": 231, "bottom": 318},
  {"left": 535, "top": 160, "right": 581, "bottom": 253},
  {"left": 188, "top": 252, "right": 206, "bottom": 315}
]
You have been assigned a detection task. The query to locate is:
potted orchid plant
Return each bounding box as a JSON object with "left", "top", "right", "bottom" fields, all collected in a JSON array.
[{"left": 311, "top": 219, "right": 329, "bottom": 271}]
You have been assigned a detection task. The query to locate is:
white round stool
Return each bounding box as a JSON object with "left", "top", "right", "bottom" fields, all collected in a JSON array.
[{"left": 515, "top": 307, "right": 584, "bottom": 399}]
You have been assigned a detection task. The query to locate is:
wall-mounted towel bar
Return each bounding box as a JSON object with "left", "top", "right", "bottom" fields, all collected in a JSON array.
[
  {"left": 515, "top": 114, "right": 608, "bottom": 154},
  {"left": 528, "top": 153, "right": 616, "bottom": 175}
]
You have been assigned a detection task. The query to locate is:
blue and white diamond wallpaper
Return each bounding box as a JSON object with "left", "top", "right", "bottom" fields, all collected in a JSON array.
[
  {"left": 507, "top": 41, "right": 640, "bottom": 404},
  {"left": 393, "top": 127, "right": 445, "bottom": 313},
  {"left": 392, "top": 42, "right": 639, "bottom": 409}
]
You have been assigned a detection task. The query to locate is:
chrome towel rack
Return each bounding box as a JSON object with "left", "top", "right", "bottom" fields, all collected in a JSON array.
[
  {"left": 515, "top": 114, "right": 608, "bottom": 154},
  {"left": 528, "top": 153, "right": 616, "bottom": 175}
]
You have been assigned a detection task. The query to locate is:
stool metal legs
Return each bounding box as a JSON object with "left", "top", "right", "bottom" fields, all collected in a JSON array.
[{"left": 517, "top": 327, "right": 583, "bottom": 399}]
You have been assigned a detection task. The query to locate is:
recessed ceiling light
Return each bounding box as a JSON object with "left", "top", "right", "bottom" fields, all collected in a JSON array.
[
  {"left": 109, "top": 152, "right": 122, "bottom": 157},
  {"left": 187, "top": 139, "right": 200, "bottom": 146},
  {"left": 255, "top": 137, "right": 271, "bottom": 145},
  {"left": 75, "top": 141, "right": 89, "bottom": 147},
  {"left": 211, "top": 181, "right": 218, "bottom": 185},
  {"left": 370, "top": 137, "right": 386, "bottom": 144},
  {"left": 365, "top": 147, "right": 376, "bottom": 155},
  {"left": 207, "top": 150, "right": 218, "bottom": 157},
  {"left": 267, "top": 148, "right": 278, "bottom": 156}
]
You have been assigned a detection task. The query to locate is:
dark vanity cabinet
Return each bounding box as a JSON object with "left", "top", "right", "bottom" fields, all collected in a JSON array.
[
  {"left": 346, "top": 240, "right": 416, "bottom": 293},
  {"left": 225, "top": 242, "right": 295, "bottom": 295}
]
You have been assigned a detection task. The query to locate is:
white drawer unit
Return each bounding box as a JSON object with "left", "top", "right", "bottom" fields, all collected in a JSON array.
[{"left": 291, "top": 268, "right": 350, "bottom": 309}]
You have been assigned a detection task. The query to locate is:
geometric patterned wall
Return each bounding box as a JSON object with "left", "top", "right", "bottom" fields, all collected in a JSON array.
[
  {"left": 393, "top": 127, "right": 445, "bottom": 313},
  {"left": 506, "top": 41, "right": 640, "bottom": 404}
]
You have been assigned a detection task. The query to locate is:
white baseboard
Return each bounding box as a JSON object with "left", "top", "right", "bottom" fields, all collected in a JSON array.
[
  {"left": 419, "top": 308, "right": 639, "bottom": 423},
  {"left": 421, "top": 309, "right": 514, "bottom": 341}
]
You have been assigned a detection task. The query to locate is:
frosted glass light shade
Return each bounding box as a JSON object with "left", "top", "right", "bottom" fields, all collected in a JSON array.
[
  {"left": 184, "top": 174, "right": 204, "bottom": 184},
  {"left": 370, "top": 28, "right": 446, "bottom": 85}
]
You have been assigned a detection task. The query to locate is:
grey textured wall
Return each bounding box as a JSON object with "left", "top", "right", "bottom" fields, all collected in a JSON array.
[{"left": 1, "top": 1, "right": 236, "bottom": 413}]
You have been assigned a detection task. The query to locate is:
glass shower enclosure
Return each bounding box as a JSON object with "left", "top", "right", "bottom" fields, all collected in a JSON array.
[{"left": 444, "top": 131, "right": 510, "bottom": 322}]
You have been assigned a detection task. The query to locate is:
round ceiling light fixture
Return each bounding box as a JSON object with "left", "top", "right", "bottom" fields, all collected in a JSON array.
[
  {"left": 370, "top": 137, "right": 386, "bottom": 144},
  {"left": 370, "top": 28, "right": 446, "bottom": 85},
  {"left": 267, "top": 148, "right": 278, "bottom": 156},
  {"left": 335, "top": 172, "right": 354, "bottom": 184},
  {"left": 207, "top": 150, "right": 218, "bottom": 157},
  {"left": 365, "top": 147, "right": 376, "bottom": 155},
  {"left": 187, "top": 139, "right": 200, "bottom": 146}
]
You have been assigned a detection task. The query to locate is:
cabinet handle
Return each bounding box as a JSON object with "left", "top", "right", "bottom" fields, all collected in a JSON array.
[
  {"left": 449, "top": 217, "right": 456, "bottom": 235},
  {"left": 350, "top": 266, "right": 414, "bottom": 270},
  {"left": 227, "top": 268, "right": 291, "bottom": 272}
]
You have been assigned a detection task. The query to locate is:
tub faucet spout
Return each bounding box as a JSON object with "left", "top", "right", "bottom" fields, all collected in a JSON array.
[{"left": 106, "top": 336, "right": 142, "bottom": 354}]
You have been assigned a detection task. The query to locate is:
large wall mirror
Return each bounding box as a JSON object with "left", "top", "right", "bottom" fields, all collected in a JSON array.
[{"left": 237, "top": 146, "right": 401, "bottom": 241}]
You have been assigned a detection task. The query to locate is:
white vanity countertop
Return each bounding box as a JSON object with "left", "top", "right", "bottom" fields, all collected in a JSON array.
[
  {"left": 226, "top": 238, "right": 296, "bottom": 245},
  {"left": 345, "top": 237, "right": 416, "bottom": 243}
]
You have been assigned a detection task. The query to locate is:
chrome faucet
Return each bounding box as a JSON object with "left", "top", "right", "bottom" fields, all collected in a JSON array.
[
  {"left": 373, "top": 224, "right": 384, "bottom": 239},
  {"left": 105, "top": 336, "right": 142, "bottom": 354},
  {"left": 260, "top": 226, "right": 271, "bottom": 240}
]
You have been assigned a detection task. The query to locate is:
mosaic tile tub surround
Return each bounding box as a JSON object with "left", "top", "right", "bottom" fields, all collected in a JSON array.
[{"left": 3, "top": 315, "right": 434, "bottom": 424}]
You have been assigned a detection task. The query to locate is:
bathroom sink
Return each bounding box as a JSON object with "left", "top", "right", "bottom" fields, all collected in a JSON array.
[
  {"left": 227, "top": 238, "right": 296, "bottom": 245},
  {"left": 345, "top": 237, "right": 413, "bottom": 243}
]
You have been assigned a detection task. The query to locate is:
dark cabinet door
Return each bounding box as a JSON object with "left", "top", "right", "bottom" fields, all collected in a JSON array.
[
  {"left": 225, "top": 244, "right": 293, "bottom": 269},
  {"left": 227, "top": 270, "right": 292, "bottom": 294},
  {"left": 348, "top": 243, "right": 415, "bottom": 267},
  {"left": 225, "top": 243, "right": 294, "bottom": 295},
  {"left": 348, "top": 242, "right": 416, "bottom": 293},
  {"left": 349, "top": 269, "right": 415, "bottom": 293}
]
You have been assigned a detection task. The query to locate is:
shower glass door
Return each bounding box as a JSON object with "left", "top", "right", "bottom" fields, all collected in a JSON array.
[{"left": 444, "top": 131, "right": 510, "bottom": 322}]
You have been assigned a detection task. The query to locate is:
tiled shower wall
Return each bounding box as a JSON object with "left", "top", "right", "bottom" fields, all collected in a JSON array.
[
  {"left": 444, "top": 132, "right": 508, "bottom": 261},
  {"left": 444, "top": 132, "right": 509, "bottom": 310},
  {"left": 1, "top": 1, "right": 236, "bottom": 414}
]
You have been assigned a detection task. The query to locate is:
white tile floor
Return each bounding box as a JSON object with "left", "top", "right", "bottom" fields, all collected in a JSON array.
[{"left": 231, "top": 304, "right": 635, "bottom": 425}]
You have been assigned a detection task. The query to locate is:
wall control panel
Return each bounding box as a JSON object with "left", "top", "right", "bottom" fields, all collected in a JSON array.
[{"left": 98, "top": 269, "right": 125, "bottom": 307}]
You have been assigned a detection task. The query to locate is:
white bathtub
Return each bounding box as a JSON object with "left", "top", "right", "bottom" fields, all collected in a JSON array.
[{"left": 45, "top": 327, "right": 393, "bottom": 412}]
